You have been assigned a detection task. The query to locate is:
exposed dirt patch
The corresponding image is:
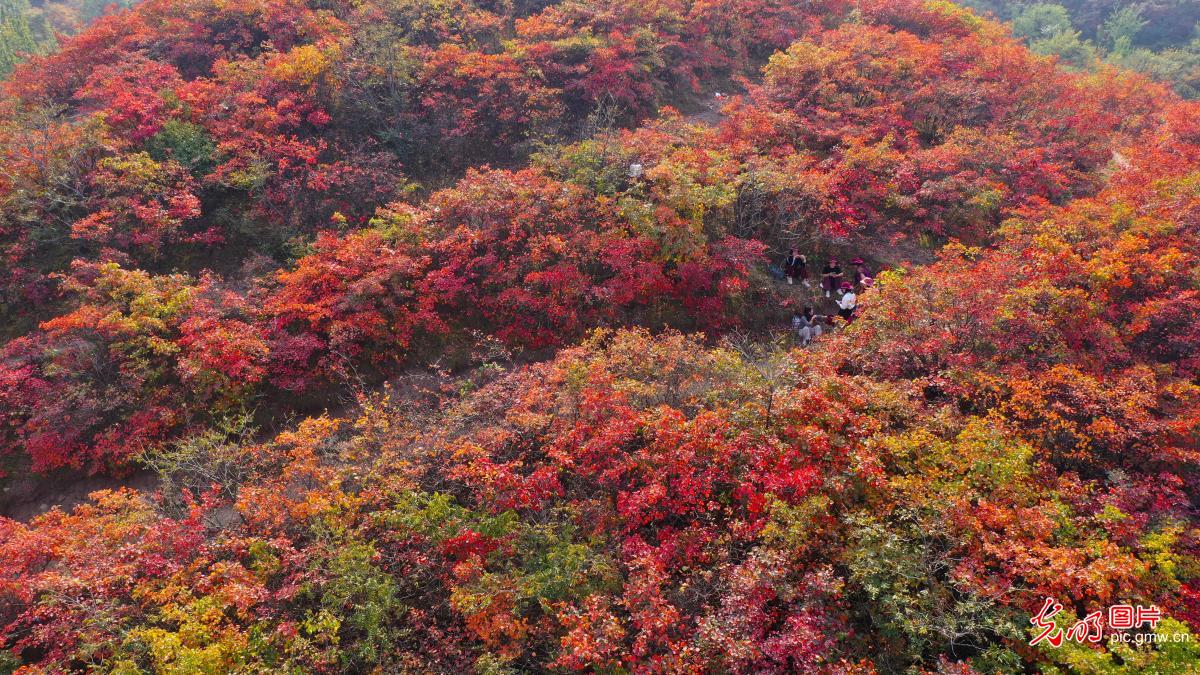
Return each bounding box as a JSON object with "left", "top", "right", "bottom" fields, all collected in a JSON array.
[
  {"left": 685, "top": 105, "right": 726, "bottom": 127},
  {"left": 0, "top": 467, "right": 159, "bottom": 522},
  {"left": 848, "top": 232, "right": 939, "bottom": 269}
]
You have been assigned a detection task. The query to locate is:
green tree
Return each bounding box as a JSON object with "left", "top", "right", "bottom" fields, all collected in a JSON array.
[
  {"left": 847, "top": 509, "right": 1024, "bottom": 670},
  {"left": 0, "top": 0, "right": 36, "bottom": 76},
  {"left": 1011, "top": 3, "right": 1074, "bottom": 41},
  {"left": 1032, "top": 26, "right": 1099, "bottom": 66},
  {"left": 1100, "top": 6, "right": 1148, "bottom": 54},
  {"left": 146, "top": 120, "right": 218, "bottom": 175}
]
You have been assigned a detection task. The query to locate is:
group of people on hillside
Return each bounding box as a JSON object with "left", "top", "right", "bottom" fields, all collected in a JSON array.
[
  {"left": 780, "top": 249, "right": 874, "bottom": 346},
  {"left": 781, "top": 250, "right": 873, "bottom": 293}
]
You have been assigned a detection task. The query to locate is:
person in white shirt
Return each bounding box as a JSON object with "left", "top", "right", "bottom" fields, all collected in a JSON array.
[{"left": 836, "top": 281, "right": 857, "bottom": 322}]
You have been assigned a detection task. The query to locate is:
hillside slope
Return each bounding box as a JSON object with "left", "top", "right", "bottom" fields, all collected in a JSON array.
[{"left": 0, "top": 0, "right": 1198, "bottom": 671}]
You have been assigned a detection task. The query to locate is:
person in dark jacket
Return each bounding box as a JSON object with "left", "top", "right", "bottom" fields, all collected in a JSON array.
[
  {"left": 821, "top": 258, "right": 843, "bottom": 297},
  {"left": 783, "top": 249, "right": 808, "bottom": 286}
]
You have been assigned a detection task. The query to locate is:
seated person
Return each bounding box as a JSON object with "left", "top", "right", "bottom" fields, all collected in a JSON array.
[
  {"left": 836, "top": 281, "right": 857, "bottom": 321},
  {"left": 783, "top": 249, "right": 809, "bottom": 286},
  {"left": 793, "top": 306, "right": 825, "bottom": 345},
  {"left": 821, "top": 258, "right": 843, "bottom": 297},
  {"left": 851, "top": 257, "right": 872, "bottom": 287}
]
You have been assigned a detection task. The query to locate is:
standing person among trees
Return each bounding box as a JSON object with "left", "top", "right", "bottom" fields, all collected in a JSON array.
[
  {"left": 836, "top": 281, "right": 857, "bottom": 322},
  {"left": 821, "top": 258, "right": 843, "bottom": 297},
  {"left": 783, "top": 248, "right": 808, "bottom": 286}
]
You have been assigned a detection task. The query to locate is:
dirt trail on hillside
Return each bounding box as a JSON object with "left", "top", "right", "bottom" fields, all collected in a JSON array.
[{"left": 682, "top": 86, "right": 740, "bottom": 127}]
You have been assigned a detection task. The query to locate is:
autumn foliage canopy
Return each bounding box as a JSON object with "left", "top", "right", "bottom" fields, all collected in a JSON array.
[{"left": 0, "top": 0, "right": 1198, "bottom": 671}]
